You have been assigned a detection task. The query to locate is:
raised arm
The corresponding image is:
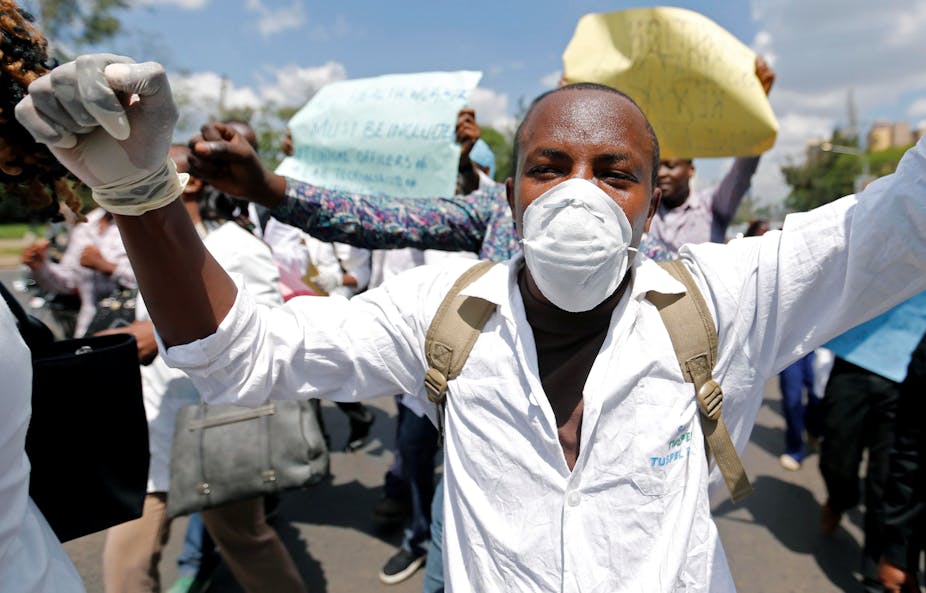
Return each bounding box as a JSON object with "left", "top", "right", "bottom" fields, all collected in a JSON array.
[
  {"left": 710, "top": 56, "right": 775, "bottom": 233},
  {"left": 709, "top": 156, "right": 759, "bottom": 230},
  {"left": 188, "top": 123, "right": 512, "bottom": 260},
  {"left": 15, "top": 55, "right": 236, "bottom": 347}
]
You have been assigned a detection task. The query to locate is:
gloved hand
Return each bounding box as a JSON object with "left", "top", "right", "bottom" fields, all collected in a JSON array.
[
  {"left": 309, "top": 269, "right": 344, "bottom": 294},
  {"left": 14, "top": 54, "right": 185, "bottom": 216}
]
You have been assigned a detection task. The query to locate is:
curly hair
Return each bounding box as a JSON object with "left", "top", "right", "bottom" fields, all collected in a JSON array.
[{"left": 0, "top": 1, "right": 81, "bottom": 218}]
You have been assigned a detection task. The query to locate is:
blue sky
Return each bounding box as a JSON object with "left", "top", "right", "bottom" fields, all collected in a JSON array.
[{"left": 27, "top": 0, "right": 926, "bottom": 205}]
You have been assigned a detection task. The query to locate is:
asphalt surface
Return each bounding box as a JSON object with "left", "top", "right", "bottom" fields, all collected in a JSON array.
[{"left": 0, "top": 267, "right": 896, "bottom": 592}]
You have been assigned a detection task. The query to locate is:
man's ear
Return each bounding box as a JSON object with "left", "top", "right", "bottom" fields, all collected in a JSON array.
[
  {"left": 644, "top": 187, "right": 661, "bottom": 232},
  {"left": 687, "top": 163, "right": 696, "bottom": 181}
]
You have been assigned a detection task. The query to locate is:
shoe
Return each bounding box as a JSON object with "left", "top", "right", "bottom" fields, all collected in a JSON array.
[
  {"left": 166, "top": 575, "right": 196, "bottom": 593},
  {"left": 821, "top": 500, "right": 842, "bottom": 535},
  {"left": 345, "top": 412, "right": 374, "bottom": 452},
  {"left": 779, "top": 453, "right": 802, "bottom": 471},
  {"left": 379, "top": 548, "right": 427, "bottom": 584},
  {"left": 373, "top": 494, "right": 410, "bottom": 523}
]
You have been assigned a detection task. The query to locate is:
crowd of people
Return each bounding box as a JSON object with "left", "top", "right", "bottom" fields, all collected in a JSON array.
[{"left": 0, "top": 1, "right": 924, "bottom": 592}]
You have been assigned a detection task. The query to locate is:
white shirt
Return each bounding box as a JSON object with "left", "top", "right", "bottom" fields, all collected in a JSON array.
[
  {"left": 31, "top": 208, "right": 136, "bottom": 337},
  {"left": 139, "top": 221, "right": 282, "bottom": 493},
  {"left": 262, "top": 217, "right": 370, "bottom": 300},
  {"left": 0, "top": 301, "right": 84, "bottom": 592},
  {"left": 161, "top": 137, "right": 926, "bottom": 592},
  {"left": 304, "top": 235, "right": 371, "bottom": 299},
  {"left": 369, "top": 247, "right": 477, "bottom": 417}
]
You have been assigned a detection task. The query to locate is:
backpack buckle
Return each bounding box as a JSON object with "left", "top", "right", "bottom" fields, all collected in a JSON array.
[
  {"left": 697, "top": 379, "right": 723, "bottom": 421},
  {"left": 424, "top": 368, "right": 448, "bottom": 404}
]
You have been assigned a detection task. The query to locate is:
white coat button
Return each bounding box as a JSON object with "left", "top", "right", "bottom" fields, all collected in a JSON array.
[{"left": 566, "top": 490, "right": 581, "bottom": 507}]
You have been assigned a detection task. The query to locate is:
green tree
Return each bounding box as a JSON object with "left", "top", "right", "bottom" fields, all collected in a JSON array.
[
  {"left": 782, "top": 132, "right": 860, "bottom": 212},
  {"left": 25, "top": 0, "right": 130, "bottom": 58},
  {"left": 782, "top": 151, "right": 858, "bottom": 213},
  {"left": 479, "top": 126, "right": 513, "bottom": 182},
  {"left": 782, "top": 133, "right": 912, "bottom": 213}
]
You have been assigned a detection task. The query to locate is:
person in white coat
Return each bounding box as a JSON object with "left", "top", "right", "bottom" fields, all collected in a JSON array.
[
  {"left": 95, "top": 144, "right": 306, "bottom": 593},
  {"left": 17, "top": 56, "right": 926, "bottom": 593}
]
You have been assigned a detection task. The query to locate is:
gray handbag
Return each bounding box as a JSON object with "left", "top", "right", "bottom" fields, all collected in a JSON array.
[{"left": 166, "top": 400, "right": 329, "bottom": 518}]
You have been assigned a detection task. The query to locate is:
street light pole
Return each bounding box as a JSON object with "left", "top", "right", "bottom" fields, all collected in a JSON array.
[{"left": 820, "top": 141, "right": 871, "bottom": 192}]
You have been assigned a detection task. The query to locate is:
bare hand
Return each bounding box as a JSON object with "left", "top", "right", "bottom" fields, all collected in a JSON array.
[
  {"left": 79, "top": 244, "right": 112, "bottom": 273},
  {"left": 755, "top": 56, "right": 775, "bottom": 96},
  {"left": 188, "top": 122, "right": 285, "bottom": 206},
  {"left": 878, "top": 558, "right": 917, "bottom": 593},
  {"left": 456, "top": 108, "right": 480, "bottom": 166},
  {"left": 94, "top": 320, "right": 158, "bottom": 365},
  {"left": 281, "top": 128, "right": 294, "bottom": 157},
  {"left": 21, "top": 239, "right": 49, "bottom": 270}
]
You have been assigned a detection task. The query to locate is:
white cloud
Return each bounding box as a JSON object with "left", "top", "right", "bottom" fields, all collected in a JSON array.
[
  {"left": 468, "top": 87, "right": 515, "bottom": 134},
  {"left": 486, "top": 62, "right": 526, "bottom": 79},
  {"left": 168, "top": 61, "right": 346, "bottom": 138},
  {"left": 750, "top": 30, "right": 776, "bottom": 67},
  {"left": 749, "top": 0, "right": 926, "bottom": 109},
  {"left": 540, "top": 70, "right": 562, "bottom": 89},
  {"left": 132, "top": 0, "right": 208, "bottom": 7},
  {"left": 245, "top": 0, "right": 306, "bottom": 36},
  {"left": 908, "top": 98, "right": 926, "bottom": 118},
  {"left": 257, "top": 62, "right": 347, "bottom": 107},
  {"left": 742, "top": 0, "right": 926, "bottom": 204}
]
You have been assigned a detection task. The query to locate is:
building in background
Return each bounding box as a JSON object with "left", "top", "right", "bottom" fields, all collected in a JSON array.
[{"left": 867, "top": 121, "right": 915, "bottom": 152}]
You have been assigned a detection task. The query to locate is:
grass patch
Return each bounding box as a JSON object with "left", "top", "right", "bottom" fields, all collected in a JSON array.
[{"left": 0, "top": 223, "right": 44, "bottom": 240}]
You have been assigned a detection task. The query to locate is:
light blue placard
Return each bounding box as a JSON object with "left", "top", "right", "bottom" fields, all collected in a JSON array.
[
  {"left": 276, "top": 70, "right": 482, "bottom": 198},
  {"left": 824, "top": 291, "right": 926, "bottom": 383}
]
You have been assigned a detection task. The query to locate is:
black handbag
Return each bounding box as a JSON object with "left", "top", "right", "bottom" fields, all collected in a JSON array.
[
  {"left": 85, "top": 287, "right": 139, "bottom": 335},
  {"left": 167, "top": 400, "right": 329, "bottom": 519},
  {"left": 1, "top": 282, "right": 149, "bottom": 542}
]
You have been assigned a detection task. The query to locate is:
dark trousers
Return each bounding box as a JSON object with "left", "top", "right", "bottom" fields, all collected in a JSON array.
[
  {"left": 820, "top": 357, "right": 901, "bottom": 584},
  {"left": 396, "top": 404, "right": 440, "bottom": 554}
]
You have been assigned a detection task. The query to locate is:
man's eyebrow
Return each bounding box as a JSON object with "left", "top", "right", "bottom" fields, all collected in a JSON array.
[
  {"left": 530, "top": 148, "right": 571, "bottom": 160},
  {"left": 597, "top": 152, "right": 635, "bottom": 164}
]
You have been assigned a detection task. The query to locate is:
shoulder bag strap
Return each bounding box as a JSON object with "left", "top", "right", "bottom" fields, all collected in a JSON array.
[
  {"left": 0, "top": 281, "right": 55, "bottom": 350},
  {"left": 424, "top": 261, "right": 497, "bottom": 436},
  {"left": 647, "top": 260, "right": 753, "bottom": 503}
]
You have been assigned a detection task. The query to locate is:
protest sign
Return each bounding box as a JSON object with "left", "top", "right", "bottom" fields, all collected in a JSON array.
[
  {"left": 562, "top": 7, "right": 778, "bottom": 159},
  {"left": 276, "top": 70, "right": 482, "bottom": 198},
  {"left": 824, "top": 292, "right": 926, "bottom": 383}
]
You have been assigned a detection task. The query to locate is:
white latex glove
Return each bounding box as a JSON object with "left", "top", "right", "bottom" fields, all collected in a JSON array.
[
  {"left": 309, "top": 269, "right": 344, "bottom": 294},
  {"left": 14, "top": 53, "right": 185, "bottom": 215}
]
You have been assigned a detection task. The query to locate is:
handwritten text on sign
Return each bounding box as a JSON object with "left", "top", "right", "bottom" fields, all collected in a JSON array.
[
  {"left": 562, "top": 7, "right": 777, "bottom": 159},
  {"left": 276, "top": 71, "right": 482, "bottom": 198}
]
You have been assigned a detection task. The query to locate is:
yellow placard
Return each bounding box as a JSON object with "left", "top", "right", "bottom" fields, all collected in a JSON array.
[{"left": 562, "top": 7, "right": 777, "bottom": 159}]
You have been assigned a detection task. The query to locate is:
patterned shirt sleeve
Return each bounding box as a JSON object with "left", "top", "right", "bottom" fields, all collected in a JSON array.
[
  {"left": 638, "top": 233, "right": 673, "bottom": 262},
  {"left": 273, "top": 178, "right": 510, "bottom": 259}
]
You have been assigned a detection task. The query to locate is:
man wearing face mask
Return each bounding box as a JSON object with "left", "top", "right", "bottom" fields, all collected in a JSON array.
[{"left": 17, "top": 55, "right": 926, "bottom": 593}]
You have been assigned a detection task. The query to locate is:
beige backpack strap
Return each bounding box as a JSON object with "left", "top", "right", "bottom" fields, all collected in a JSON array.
[
  {"left": 647, "top": 260, "right": 753, "bottom": 503},
  {"left": 424, "top": 261, "right": 497, "bottom": 435}
]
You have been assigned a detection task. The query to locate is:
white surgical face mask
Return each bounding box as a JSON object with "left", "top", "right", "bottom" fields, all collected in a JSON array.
[{"left": 520, "top": 178, "right": 637, "bottom": 313}]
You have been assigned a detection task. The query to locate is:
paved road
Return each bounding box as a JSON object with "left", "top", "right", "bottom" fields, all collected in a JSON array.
[{"left": 1, "top": 267, "right": 881, "bottom": 593}]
